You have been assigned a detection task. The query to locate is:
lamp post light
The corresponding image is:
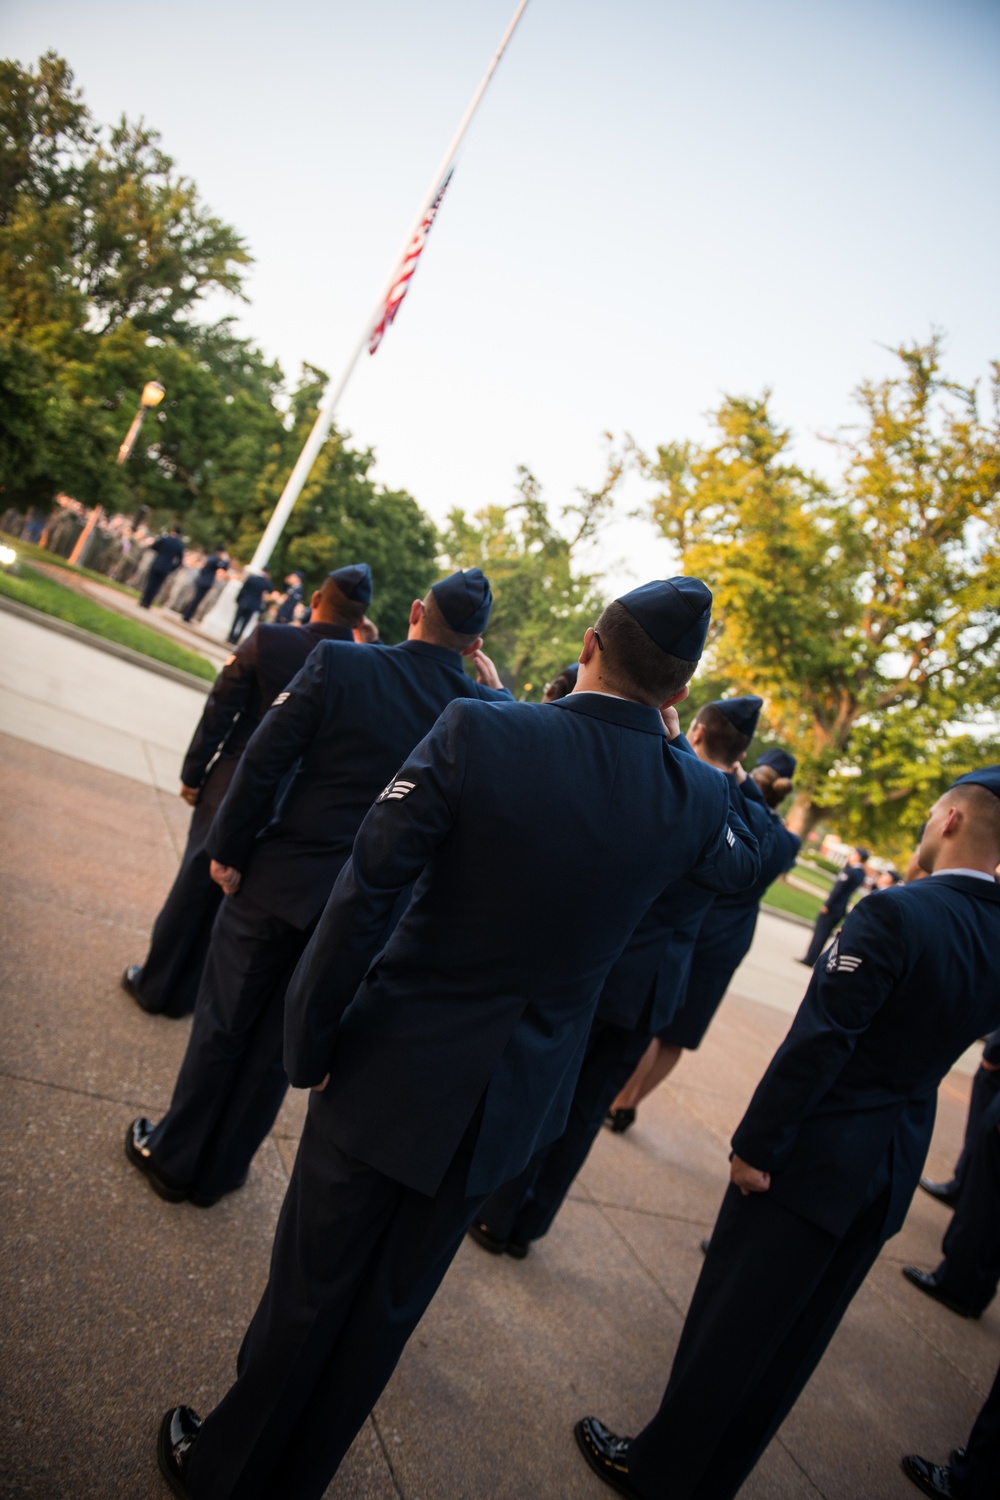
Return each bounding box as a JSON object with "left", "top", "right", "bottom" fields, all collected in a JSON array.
[{"left": 69, "top": 379, "right": 165, "bottom": 569}]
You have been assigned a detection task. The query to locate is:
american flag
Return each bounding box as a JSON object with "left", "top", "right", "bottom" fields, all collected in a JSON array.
[{"left": 368, "top": 170, "right": 454, "bottom": 355}]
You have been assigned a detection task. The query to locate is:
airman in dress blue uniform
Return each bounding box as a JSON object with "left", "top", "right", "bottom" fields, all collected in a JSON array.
[
  {"left": 576, "top": 765, "right": 1000, "bottom": 1500},
  {"left": 125, "top": 569, "right": 509, "bottom": 1207},
  {"left": 800, "top": 841, "right": 869, "bottom": 965},
  {"left": 153, "top": 577, "right": 763, "bottom": 1500},
  {"left": 121, "top": 565, "right": 375, "bottom": 1018},
  {"left": 470, "top": 696, "right": 777, "bottom": 1256},
  {"left": 139, "top": 526, "right": 184, "bottom": 608},
  {"left": 604, "top": 745, "right": 802, "bottom": 1134}
]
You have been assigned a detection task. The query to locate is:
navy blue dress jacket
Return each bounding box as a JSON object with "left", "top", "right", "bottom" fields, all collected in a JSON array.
[
  {"left": 283, "top": 693, "right": 762, "bottom": 1199},
  {"left": 595, "top": 767, "right": 783, "bottom": 1034},
  {"left": 207, "top": 638, "right": 511, "bottom": 930},
  {"left": 823, "top": 861, "right": 866, "bottom": 919},
  {"left": 181, "top": 622, "right": 352, "bottom": 789},
  {"left": 149, "top": 533, "right": 183, "bottom": 576},
  {"left": 732, "top": 873, "right": 1000, "bottom": 1239}
]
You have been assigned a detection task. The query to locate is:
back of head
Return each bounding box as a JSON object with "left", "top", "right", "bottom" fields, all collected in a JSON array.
[
  {"left": 751, "top": 762, "right": 793, "bottom": 809},
  {"left": 944, "top": 782, "right": 1000, "bottom": 861},
  {"left": 312, "top": 575, "right": 368, "bottom": 629},
  {"left": 420, "top": 589, "right": 483, "bottom": 653},
  {"left": 543, "top": 663, "right": 579, "bottom": 702},
  {"left": 694, "top": 703, "right": 753, "bottom": 764},
  {"left": 592, "top": 599, "right": 699, "bottom": 706}
]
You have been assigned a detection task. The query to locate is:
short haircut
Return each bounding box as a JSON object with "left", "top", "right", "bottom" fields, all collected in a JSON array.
[
  {"left": 948, "top": 783, "right": 1000, "bottom": 855},
  {"left": 314, "top": 575, "right": 367, "bottom": 628},
  {"left": 694, "top": 702, "right": 752, "bottom": 763},
  {"left": 751, "top": 763, "right": 793, "bottom": 809},
  {"left": 421, "top": 590, "right": 482, "bottom": 653},
  {"left": 593, "top": 599, "right": 697, "bottom": 706}
]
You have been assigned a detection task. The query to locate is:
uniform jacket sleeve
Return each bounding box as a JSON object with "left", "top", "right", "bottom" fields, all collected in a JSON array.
[
  {"left": 283, "top": 701, "right": 469, "bottom": 1087},
  {"left": 731, "top": 892, "right": 907, "bottom": 1173},
  {"left": 685, "top": 783, "right": 761, "bottom": 895},
  {"left": 206, "top": 643, "right": 330, "bottom": 870},
  {"left": 180, "top": 630, "right": 260, "bottom": 788}
]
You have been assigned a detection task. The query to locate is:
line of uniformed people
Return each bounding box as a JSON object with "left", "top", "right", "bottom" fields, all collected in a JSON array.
[{"left": 116, "top": 562, "right": 1000, "bottom": 1500}]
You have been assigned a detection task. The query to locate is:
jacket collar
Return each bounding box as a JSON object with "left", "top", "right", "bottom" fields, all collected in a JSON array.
[
  {"left": 550, "top": 691, "right": 667, "bottom": 737},
  {"left": 397, "top": 639, "right": 466, "bottom": 670},
  {"left": 927, "top": 872, "right": 1000, "bottom": 901},
  {"left": 305, "top": 623, "right": 354, "bottom": 641}
]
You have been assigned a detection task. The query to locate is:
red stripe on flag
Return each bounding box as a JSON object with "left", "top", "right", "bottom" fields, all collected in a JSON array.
[{"left": 369, "top": 170, "right": 454, "bottom": 355}]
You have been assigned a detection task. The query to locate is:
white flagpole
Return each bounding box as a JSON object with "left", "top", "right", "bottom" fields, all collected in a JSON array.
[{"left": 245, "top": 0, "right": 530, "bottom": 578}]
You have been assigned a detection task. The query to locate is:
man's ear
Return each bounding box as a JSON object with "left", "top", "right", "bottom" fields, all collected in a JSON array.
[
  {"left": 663, "top": 683, "right": 690, "bottom": 709},
  {"left": 459, "top": 635, "right": 484, "bottom": 658},
  {"left": 310, "top": 590, "right": 322, "bottom": 609},
  {"left": 409, "top": 599, "right": 424, "bottom": 628},
  {"left": 579, "top": 627, "right": 599, "bottom": 665}
]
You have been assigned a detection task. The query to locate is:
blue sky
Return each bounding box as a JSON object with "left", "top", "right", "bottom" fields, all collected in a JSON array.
[{"left": 4, "top": 0, "right": 999, "bottom": 588}]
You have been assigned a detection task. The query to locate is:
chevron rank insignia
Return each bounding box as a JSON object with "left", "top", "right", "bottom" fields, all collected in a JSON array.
[
  {"left": 272, "top": 691, "right": 290, "bottom": 707},
  {"left": 826, "top": 938, "right": 862, "bottom": 975},
  {"left": 377, "top": 776, "right": 416, "bottom": 804}
]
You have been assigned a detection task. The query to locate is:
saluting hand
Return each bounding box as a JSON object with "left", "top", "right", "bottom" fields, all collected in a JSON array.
[
  {"left": 731, "top": 1154, "right": 771, "bottom": 1196},
  {"left": 210, "top": 859, "right": 242, "bottom": 896},
  {"left": 469, "top": 649, "right": 502, "bottom": 689},
  {"left": 660, "top": 705, "right": 682, "bottom": 740},
  {"left": 180, "top": 784, "right": 200, "bottom": 807}
]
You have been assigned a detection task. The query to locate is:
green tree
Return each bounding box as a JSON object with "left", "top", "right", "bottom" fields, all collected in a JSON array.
[
  {"left": 643, "top": 339, "right": 1000, "bottom": 842},
  {"left": 439, "top": 460, "right": 621, "bottom": 693}
]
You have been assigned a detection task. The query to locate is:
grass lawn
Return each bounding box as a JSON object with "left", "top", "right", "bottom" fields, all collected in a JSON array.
[
  {"left": 0, "top": 562, "right": 216, "bottom": 682},
  {"left": 789, "top": 862, "right": 835, "bottom": 893},
  {"left": 0, "top": 530, "right": 139, "bottom": 597},
  {"left": 761, "top": 878, "right": 824, "bottom": 922}
]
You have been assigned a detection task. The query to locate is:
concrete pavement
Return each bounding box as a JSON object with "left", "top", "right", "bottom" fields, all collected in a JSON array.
[{"left": 0, "top": 621, "right": 994, "bottom": 1499}]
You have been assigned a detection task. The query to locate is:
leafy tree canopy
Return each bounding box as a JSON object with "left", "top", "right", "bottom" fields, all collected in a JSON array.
[
  {"left": 643, "top": 337, "right": 1000, "bottom": 851},
  {"left": 439, "top": 458, "right": 622, "bottom": 695},
  {"left": 0, "top": 51, "right": 433, "bottom": 634}
]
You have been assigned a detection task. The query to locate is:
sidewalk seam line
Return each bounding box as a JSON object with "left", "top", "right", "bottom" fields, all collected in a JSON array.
[{"left": 369, "top": 1412, "right": 407, "bottom": 1498}]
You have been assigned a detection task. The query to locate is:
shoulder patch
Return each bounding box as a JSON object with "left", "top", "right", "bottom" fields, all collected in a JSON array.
[
  {"left": 825, "top": 937, "right": 863, "bottom": 975},
  {"left": 377, "top": 777, "right": 416, "bottom": 804}
]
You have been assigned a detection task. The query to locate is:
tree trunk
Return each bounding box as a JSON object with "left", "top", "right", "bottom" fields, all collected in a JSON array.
[{"left": 786, "top": 790, "right": 823, "bottom": 839}]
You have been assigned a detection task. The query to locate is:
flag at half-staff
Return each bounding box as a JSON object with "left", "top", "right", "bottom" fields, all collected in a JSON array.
[{"left": 368, "top": 169, "right": 454, "bottom": 355}]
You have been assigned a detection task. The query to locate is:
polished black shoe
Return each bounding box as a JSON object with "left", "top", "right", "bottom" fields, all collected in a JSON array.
[
  {"left": 157, "top": 1406, "right": 201, "bottom": 1498},
  {"left": 901, "top": 1454, "right": 959, "bottom": 1499},
  {"left": 468, "top": 1221, "right": 531, "bottom": 1259},
  {"left": 121, "top": 964, "right": 157, "bottom": 1013},
  {"left": 918, "top": 1177, "right": 961, "bottom": 1210},
  {"left": 125, "top": 1118, "right": 188, "bottom": 1204},
  {"left": 901, "top": 1266, "right": 981, "bottom": 1319},
  {"left": 605, "top": 1107, "right": 637, "bottom": 1134},
  {"left": 574, "top": 1417, "right": 644, "bottom": 1498}
]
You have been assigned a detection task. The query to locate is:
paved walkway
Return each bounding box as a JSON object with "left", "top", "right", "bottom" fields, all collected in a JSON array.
[{"left": 0, "top": 622, "right": 994, "bottom": 1499}]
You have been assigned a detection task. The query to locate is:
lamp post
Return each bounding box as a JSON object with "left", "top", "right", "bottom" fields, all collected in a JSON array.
[{"left": 69, "top": 380, "right": 165, "bottom": 568}]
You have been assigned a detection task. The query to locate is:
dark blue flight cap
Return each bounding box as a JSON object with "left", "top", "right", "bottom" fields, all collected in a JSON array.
[
  {"left": 328, "top": 562, "right": 373, "bottom": 606},
  {"left": 431, "top": 568, "right": 493, "bottom": 635},
  {"left": 950, "top": 766, "right": 1000, "bottom": 800},
  {"left": 756, "top": 746, "right": 797, "bottom": 779},
  {"left": 617, "top": 577, "right": 712, "bottom": 660},
  {"left": 711, "top": 695, "right": 763, "bottom": 739},
  {"left": 856, "top": 848, "right": 870, "bottom": 862}
]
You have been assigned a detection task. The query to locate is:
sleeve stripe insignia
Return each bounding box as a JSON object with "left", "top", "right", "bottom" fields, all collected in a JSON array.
[
  {"left": 272, "top": 691, "right": 290, "bottom": 707},
  {"left": 377, "top": 778, "right": 416, "bottom": 804},
  {"left": 725, "top": 827, "right": 736, "bottom": 847}
]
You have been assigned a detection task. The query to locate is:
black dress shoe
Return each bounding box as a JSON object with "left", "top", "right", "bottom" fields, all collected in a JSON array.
[
  {"left": 188, "top": 1175, "right": 249, "bottom": 1209},
  {"left": 574, "top": 1417, "right": 644, "bottom": 1498},
  {"left": 918, "top": 1177, "right": 961, "bottom": 1210},
  {"left": 468, "top": 1221, "right": 531, "bottom": 1259},
  {"left": 125, "top": 1118, "right": 189, "bottom": 1204},
  {"left": 900, "top": 1454, "right": 958, "bottom": 1499},
  {"left": 121, "top": 964, "right": 157, "bottom": 1013},
  {"left": 901, "top": 1266, "right": 981, "bottom": 1319},
  {"left": 157, "top": 1406, "right": 202, "bottom": 1498}
]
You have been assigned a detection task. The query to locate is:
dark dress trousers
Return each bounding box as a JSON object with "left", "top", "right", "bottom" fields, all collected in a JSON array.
[
  {"left": 139, "top": 533, "right": 184, "bottom": 608},
  {"left": 624, "top": 872, "right": 1000, "bottom": 1500},
  {"left": 136, "top": 622, "right": 355, "bottom": 1017},
  {"left": 146, "top": 640, "right": 511, "bottom": 1198},
  {"left": 181, "top": 692, "right": 762, "bottom": 1500},
  {"left": 949, "top": 1356, "right": 1000, "bottom": 1499},
  {"left": 229, "top": 575, "right": 270, "bottom": 643},
  {"left": 660, "top": 784, "right": 800, "bottom": 1049},
  {"left": 182, "top": 553, "right": 226, "bottom": 621},
  {"left": 947, "top": 1029, "right": 1000, "bottom": 1195},
  {"left": 802, "top": 860, "right": 866, "bottom": 965},
  {"left": 932, "top": 1088, "right": 1000, "bottom": 1315},
  {"left": 480, "top": 768, "right": 778, "bottom": 1245}
]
